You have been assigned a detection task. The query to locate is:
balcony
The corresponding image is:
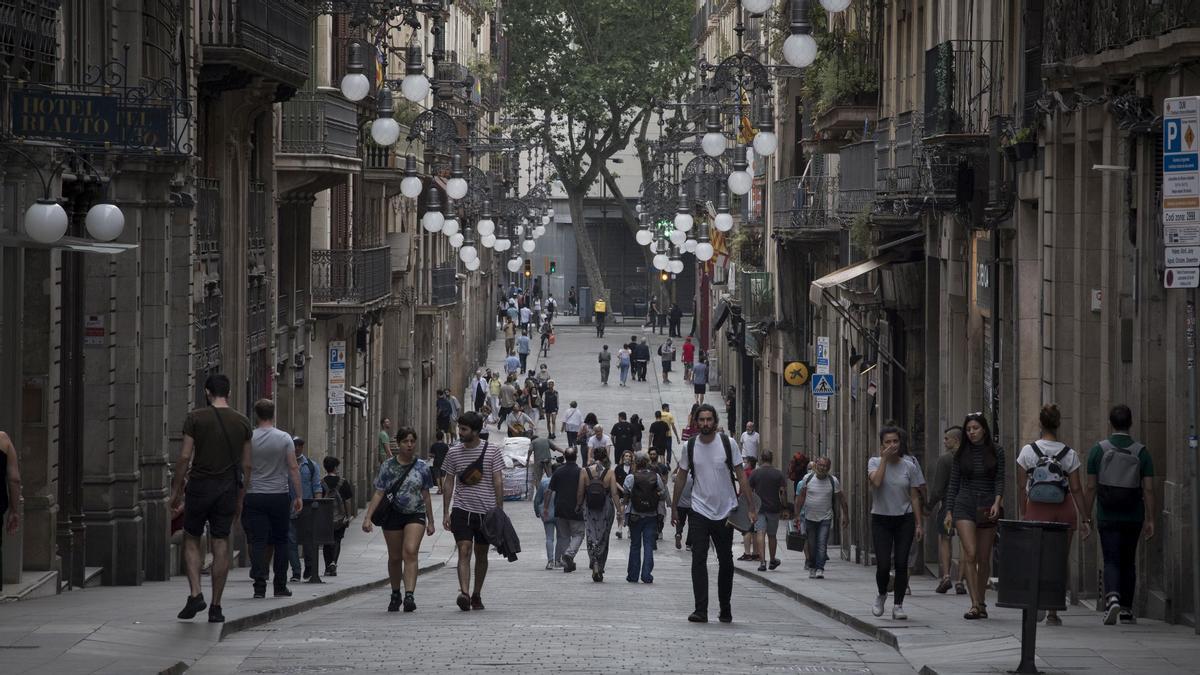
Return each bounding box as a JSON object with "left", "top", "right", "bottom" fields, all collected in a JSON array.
[
  {"left": 435, "top": 55, "right": 472, "bottom": 104},
  {"left": 923, "top": 40, "right": 1004, "bottom": 143},
  {"left": 480, "top": 78, "right": 502, "bottom": 111},
  {"left": 737, "top": 270, "right": 774, "bottom": 323},
  {"left": 363, "top": 127, "right": 411, "bottom": 192},
  {"left": 1043, "top": 0, "right": 1200, "bottom": 83},
  {"left": 772, "top": 176, "right": 841, "bottom": 239},
  {"left": 420, "top": 265, "right": 459, "bottom": 309},
  {"left": 804, "top": 10, "right": 880, "bottom": 148},
  {"left": 277, "top": 89, "right": 362, "bottom": 196},
  {"left": 196, "top": 177, "right": 222, "bottom": 258},
  {"left": 198, "top": 0, "right": 310, "bottom": 96},
  {"left": 310, "top": 247, "right": 392, "bottom": 315},
  {"left": 838, "top": 140, "right": 876, "bottom": 216}
]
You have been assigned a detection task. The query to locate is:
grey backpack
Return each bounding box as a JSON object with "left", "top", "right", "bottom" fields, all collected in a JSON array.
[{"left": 1096, "top": 440, "right": 1145, "bottom": 511}]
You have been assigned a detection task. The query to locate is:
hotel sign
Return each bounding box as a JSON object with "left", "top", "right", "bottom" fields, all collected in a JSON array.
[{"left": 8, "top": 89, "right": 172, "bottom": 149}]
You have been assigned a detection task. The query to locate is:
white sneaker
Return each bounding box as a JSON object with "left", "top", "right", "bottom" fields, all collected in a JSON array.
[
  {"left": 892, "top": 605, "right": 907, "bottom": 620},
  {"left": 872, "top": 594, "right": 886, "bottom": 617},
  {"left": 808, "top": 569, "right": 816, "bottom": 579},
  {"left": 814, "top": 570, "right": 825, "bottom": 579}
]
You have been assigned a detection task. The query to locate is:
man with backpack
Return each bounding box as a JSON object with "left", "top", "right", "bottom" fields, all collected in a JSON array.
[
  {"left": 289, "top": 437, "right": 324, "bottom": 584},
  {"left": 624, "top": 451, "right": 666, "bottom": 583},
  {"left": 672, "top": 404, "right": 756, "bottom": 623},
  {"left": 321, "top": 455, "right": 355, "bottom": 578},
  {"left": 1086, "top": 404, "right": 1155, "bottom": 625}
]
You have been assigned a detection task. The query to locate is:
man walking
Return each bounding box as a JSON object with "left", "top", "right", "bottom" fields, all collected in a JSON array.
[
  {"left": 634, "top": 338, "right": 651, "bottom": 382},
  {"left": 1086, "top": 404, "right": 1154, "bottom": 625},
  {"left": 243, "top": 399, "right": 303, "bottom": 599},
  {"left": 658, "top": 339, "right": 676, "bottom": 384},
  {"left": 793, "top": 456, "right": 848, "bottom": 578},
  {"left": 526, "top": 433, "right": 561, "bottom": 497},
  {"left": 610, "top": 413, "right": 636, "bottom": 460},
  {"left": 561, "top": 401, "right": 584, "bottom": 449},
  {"left": 928, "top": 426, "right": 968, "bottom": 594},
  {"left": 378, "top": 417, "right": 394, "bottom": 464},
  {"left": 598, "top": 345, "right": 612, "bottom": 385},
  {"left": 519, "top": 303, "right": 533, "bottom": 333},
  {"left": 672, "top": 404, "right": 755, "bottom": 623},
  {"left": 442, "top": 412, "right": 506, "bottom": 610},
  {"left": 436, "top": 390, "right": 454, "bottom": 441},
  {"left": 170, "top": 374, "right": 253, "bottom": 623},
  {"left": 682, "top": 335, "right": 695, "bottom": 382},
  {"left": 504, "top": 350, "right": 521, "bottom": 377},
  {"left": 659, "top": 404, "right": 681, "bottom": 465},
  {"left": 749, "top": 450, "right": 790, "bottom": 572},
  {"left": 498, "top": 374, "right": 518, "bottom": 423},
  {"left": 586, "top": 425, "right": 614, "bottom": 467},
  {"left": 739, "top": 422, "right": 760, "bottom": 464},
  {"left": 648, "top": 299, "right": 661, "bottom": 335},
  {"left": 691, "top": 354, "right": 709, "bottom": 405},
  {"left": 503, "top": 316, "right": 517, "bottom": 355},
  {"left": 516, "top": 330, "right": 532, "bottom": 372},
  {"left": 289, "top": 437, "right": 324, "bottom": 583},
  {"left": 545, "top": 448, "right": 585, "bottom": 572},
  {"left": 624, "top": 451, "right": 665, "bottom": 583},
  {"left": 594, "top": 296, "right": 607, "bottom": 337},
  {"left": 669, "top": 302, "right": 683, "bottom": 337}
]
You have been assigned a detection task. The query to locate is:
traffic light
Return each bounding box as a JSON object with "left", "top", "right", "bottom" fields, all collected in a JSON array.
[
  {"left": 659, "top": 271, "right": 670, "bottom": 282},
  {"left": 549, "top": 259, "right": 557, "bottom": 274},
  {"left": 523, "top": 259, "right": 532, "bottom": 278}
]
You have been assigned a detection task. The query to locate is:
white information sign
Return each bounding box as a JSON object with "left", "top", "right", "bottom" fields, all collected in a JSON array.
[
  {"left": 1166, "top": 246, "right": 1200, "bottom": 267},
  {"left": 1165, "top": 267, "right": 1200, "bottom": 289},
  {"left": 1164, "top": 97, "right": 1200, "bottom": 287},
  {"left": 815, "top": 336, "right": 830, "bottom": 375},
  {"left": 328, "top": 340, "right": 346, "bottom": 415}
]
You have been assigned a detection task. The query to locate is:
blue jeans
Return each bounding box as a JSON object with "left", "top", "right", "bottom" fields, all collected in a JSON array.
[
  {"left": 543, "top": 521, "right": 557, "bottom": 562},
  {"left": 805, "top": 519, "right": 831, "bottom": 570},
  {"left": 627, "top": 514, "right": 656, "bottom": 582},
  {"left": 619, "top": 364, "right": 629, "bottom": 384}
]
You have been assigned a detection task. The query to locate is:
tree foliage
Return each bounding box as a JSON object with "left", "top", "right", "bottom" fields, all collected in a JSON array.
[{"left": 503, "top": 0, "right": 694, "bottom": 194}]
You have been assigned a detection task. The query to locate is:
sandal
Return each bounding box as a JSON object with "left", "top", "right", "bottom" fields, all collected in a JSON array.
[
  {"left": 978, "top": 605, "right": 988, "bottom": 619},
  {"left": 935, "top": 577, "right": 952, "bottom": 594},
  {"left": 456, "top": 592, "right": 471, "bottom": 612},
  {"left": 964, "top": 605, "right": 983, "bottom": 620}
]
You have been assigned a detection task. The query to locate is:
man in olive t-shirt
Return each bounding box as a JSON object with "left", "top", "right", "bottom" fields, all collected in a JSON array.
[
  {"left": 169, "top": 374, "right": 252, "bottom": 624},
  {"left": 378, "top": 417, "right": 393, "bottom": 463}
]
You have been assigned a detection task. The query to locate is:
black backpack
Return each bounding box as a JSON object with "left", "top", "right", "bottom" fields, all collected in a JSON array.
[
  {"left": 630, "top": 469, "right": 661, "bottom": 513},
  {"left": 585, "top": 467, "right": 609, "bottom": 510}
]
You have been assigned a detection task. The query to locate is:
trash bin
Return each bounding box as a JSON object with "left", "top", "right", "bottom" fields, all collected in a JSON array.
[
  {"left": 296, "top": 498, "right": 336, "bottom": 546},
  {"left": 996, "top": 519, "right": 1069, "bottom": 611}
]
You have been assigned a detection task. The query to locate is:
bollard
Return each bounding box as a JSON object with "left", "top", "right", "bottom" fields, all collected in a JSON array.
[{"left": 996, "top": 520, "right": 1070, "bottom": 674}]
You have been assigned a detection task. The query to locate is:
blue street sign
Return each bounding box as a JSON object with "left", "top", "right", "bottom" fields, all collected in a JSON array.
[{"left": 811, "top": 373, "right": 835, "bottom": 397}]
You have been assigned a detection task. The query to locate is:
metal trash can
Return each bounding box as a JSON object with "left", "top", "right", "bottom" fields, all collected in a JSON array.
[
  {"left": 997, "top": 519, "right": 1070, "bottom": 611},
  {"left": 996, "top": 519, "right": 1070, "bottom": 674}
]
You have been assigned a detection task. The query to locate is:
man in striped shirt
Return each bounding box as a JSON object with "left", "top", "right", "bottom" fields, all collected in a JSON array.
[{"left": 441, "top": 411, "right": 505, "bottom": 611}]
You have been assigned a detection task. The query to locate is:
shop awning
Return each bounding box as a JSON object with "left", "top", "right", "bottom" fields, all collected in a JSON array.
[{"left": 808, "top": 252, "right": 899, "bottom": 305}]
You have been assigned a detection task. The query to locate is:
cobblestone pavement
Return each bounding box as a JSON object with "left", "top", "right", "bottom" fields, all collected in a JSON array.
[{"left": 191, "top": 497, "right": 913, "bottom": 675}]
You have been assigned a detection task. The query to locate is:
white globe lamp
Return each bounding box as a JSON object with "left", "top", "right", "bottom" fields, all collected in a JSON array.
[
  {"left": 401, "top": 46, "right": 431, "bottom": 102},
  {"left": 820, "top": 0, "right": 852, "bottom": 11},
  {"left": 696, "top": 241, "right": 715, "bottom": 261},
  {"left": 400, "top": 154, "right": 422, "bottom": 198},
  {"left": 743, "top": 0, "right": 773, "bottom": 14},
  {"left": 753, "top": 130, "right": 778, "bottom": 157},
  {"left": 477, "top": 217, "right": 495, "bottom": 236},
  {"left": 340, "top": 43, "right": 371, "bottom": 101},
  {"left": 702, "top": 131, "right": 727, "bottom": 158},
  {"left": 684, "top": 239, "right": 698, "bottom": 253},
  {"left": 635, "top": 228, "right": 654, "bottom": 246},
  {"left": 371, "top": 116, "right": 401, "bottom": 146},
  {"left": 449, "top": 232, "right": 464, "bottom": 248},
  {"left": 421, "top": 210, "right": 444, "bottom": 232},
  {"left": 465, "top": 257, "right": 480, "bottom": 271},
  {"left": 85, "top": 203, "right": 125, "bottom": 242},
  {"left": 653, "top": 253, "right": 669, "bottom": 270},
  {"left": 728, "top": 170, "right": 752, "bottom": 195},
  {"left": 446, "top": 154, "right": 469, "bottom": 200},
  {"left": 495, "top": 238, "right": 511, "bottom": 252},
  {"left": 783, "top": 33, "right": 818, "bottom": 68},
  {"left": 534, "top": 224, "right": 546, "bottom": 238},
  {"left": 24, "top": 199, "right": 68, "bottom": 244},
  {"left": 481, "top": 233, "right": 497, "bottom": 248},
  {"left": 506, "top": 256, "right": 522, "bottom": 273},
  {"left": 670, "top": 258, "right": 684, "bottom": 275},
  {"left": 459, "top": 244, "right": 478, "bottom": 263},
  {"left": 715, "top": 212, "right": 735, "bottom": 232},
  {"left": 522, "top": 238, "right": 535, "bottom": 253},
  {"left": 669, "top": 229, "right": 688, "bottom": 247}
]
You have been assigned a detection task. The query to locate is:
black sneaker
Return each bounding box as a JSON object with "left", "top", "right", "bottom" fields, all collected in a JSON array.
[
  {"left": 177, "top": 593, "right": 207, "bottom": 620},
  {"left": 252, "top": 584, "right": 266, "bottom": 599},
  {"left": 562, "top": 555, "right": 576, "bottom": 573},
  {"left": 289, "top": 574, "right": 301, "bottom": 583},
  {"left": 326, "top": 563, "right": 338, "bottom": 577},
  {"left": 718, "top": 609, "right": 732, "bottom": 623},
  {"left": 304, "top": 576, "right": 324, "bottom": 584},
  {"left": 274, "top": 585, "right": 292, "bottom": 598},
  {"left": 388, "top": 590, "right": 401, "bottom": 612},
  {"left": 688, "top": 611, "right": 708, "bottom": 623},
  {"left": 470, "top": 594, "right": 485, "bottom": 610},
  {"left": 768, "top": 559, "right": 781, "bottom": 570},
  {"left": 403, "top": 593, "right": 416, "bottom": 613},
  {"left": 1119, "top": 610, "right": 1137, "bottom": 625},
  {"left": 208, "top": 605, "right": 225, "bottom": 623}
]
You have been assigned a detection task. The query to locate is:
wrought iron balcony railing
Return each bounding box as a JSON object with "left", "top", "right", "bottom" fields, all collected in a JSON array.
[
  {"left": 280, "top": 90, "right": 359, "bottom": 157},
  {"left": 248, "top": 180, "right": 268, "bottom": 253},
  {"left": 924, "top": 39, "right": 1004, "bottom": 139},
  {"left": 773, "top": 176, "right": 841, "bottom": 234},
  {"left": 196, "top": 177, "right": 222, "bottom": 256},
  {"left": 838, "top": 140, "right": 877, "bottom": 214},
  {"left": 1043, "top": 0, "right": 1200, "bottom": 64},
  {"left": 311, "top": 247, "right": 391, "bottom": 310},
  {"left": 198, "top": 0, "right": 310, "bottom": 87},
  {"left": 738, "top": 270, "right": 774, "bottom": 323}
]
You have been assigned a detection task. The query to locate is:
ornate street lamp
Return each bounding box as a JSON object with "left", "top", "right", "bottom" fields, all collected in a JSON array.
[
  {"left": 673, "top": 188, "right": 694, "bottom": 233},
  {"left": 783, "top": 0, "right": 819, "bottom": 68},
  {"left": 695, "top": 224, "right": 715, "bottom": 262},
  {"left": 421, "top": 186, "right": 445, "bottom": 232},
  {"left": 727, "top": 147, "right": 753, "bottom": 196},
  {"left": 400, "top": 154, "right": 423, "bottom": 199},
  {"left": 714, "top": 188, "right": 734, "bottom": 232}
]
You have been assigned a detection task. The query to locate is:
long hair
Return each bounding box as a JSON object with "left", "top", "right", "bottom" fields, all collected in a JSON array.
[{"left": 959, "top": 412, "right": 997, "bottom": 475}]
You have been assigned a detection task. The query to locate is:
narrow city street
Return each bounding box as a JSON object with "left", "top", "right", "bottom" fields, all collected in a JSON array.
[{"left": 185, "top": 324, "right": 913, "bottom": 674}]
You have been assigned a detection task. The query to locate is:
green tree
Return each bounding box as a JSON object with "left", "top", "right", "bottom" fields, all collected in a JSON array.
[{"left": 503, "top": 0, "right": 693, "bottom": 302}]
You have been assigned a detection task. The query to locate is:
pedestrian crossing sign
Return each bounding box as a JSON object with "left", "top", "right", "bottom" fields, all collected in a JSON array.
[{"left": 811, "top": 373, "right": 835, "bottom": 397}]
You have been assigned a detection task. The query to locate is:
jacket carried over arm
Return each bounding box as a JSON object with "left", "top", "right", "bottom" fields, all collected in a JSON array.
[{"left": 482, "top": 507, "right": 522, "bottom": 562}]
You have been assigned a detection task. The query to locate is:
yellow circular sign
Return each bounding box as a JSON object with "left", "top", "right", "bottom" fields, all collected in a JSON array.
[{"left": 784, "top": 361, "right": 810, "bottom": 387}]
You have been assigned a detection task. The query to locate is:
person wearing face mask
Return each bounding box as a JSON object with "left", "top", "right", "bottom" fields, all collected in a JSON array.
[{"left": 944, "top": 413, "right": 1005, "bottom": 620}]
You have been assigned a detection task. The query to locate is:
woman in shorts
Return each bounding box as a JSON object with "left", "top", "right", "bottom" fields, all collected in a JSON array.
[{"left": 362, "top": 426, "right": 435, "bottom": 612}]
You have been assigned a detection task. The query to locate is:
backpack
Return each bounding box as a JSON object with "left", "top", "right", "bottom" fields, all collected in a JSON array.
[
  {"left": 329, "top": 476, "right": 352, "bottom": 528},
  {"left": 1026, "top": 440, "right": 1071, "bottom": 504},
  {"left": 1096, "top": 439, "right": 1146, "bottom": 510},
  {"left": 585, "top": 467, "right": 609, "bottom": 510},
  {"left": 630, "top": 469, "right": 661, "bottom": 513}
]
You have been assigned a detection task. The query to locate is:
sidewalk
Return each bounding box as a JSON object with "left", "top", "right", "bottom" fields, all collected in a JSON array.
[
  {"left": 0, "top": 506, "right": 459, "bottom": 675},
  {"left": 731, "top": 542, "right": 1200, "bottom": 674}
]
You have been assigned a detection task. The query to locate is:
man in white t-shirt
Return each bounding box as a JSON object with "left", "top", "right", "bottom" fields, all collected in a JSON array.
[
  {"left": 586, "top": 425, "right": 613, "bottom": 465},
  {"left": 793, "top": 457, "right": 847, "bottom": 578},
  {"left": 671, "top": 404, "right": 755, "bottom": 624},
  {"left": 739, "top": 422, "right": 760, "bottom": 461}
]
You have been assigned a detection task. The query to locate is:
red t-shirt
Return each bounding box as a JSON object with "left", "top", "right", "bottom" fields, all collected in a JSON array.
[{"left": 682, "top": 342, "right": 695, "bottom": 363}]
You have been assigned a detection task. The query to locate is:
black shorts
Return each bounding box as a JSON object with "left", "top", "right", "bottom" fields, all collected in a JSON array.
[
  {"left": 381, "top": 508, "right": 427, "bottom": 532},
  {"left": 450, "top": 507, "right": 489, "bottom": 545},
  {"left": 662, "top": 362, "right": 672, "bottom": 373},
  {"left": 183, "top": 476, "right": 239, "bottom": 538},
  {"left": 694, "top": 384, "right": 707, "bottom": 395}
]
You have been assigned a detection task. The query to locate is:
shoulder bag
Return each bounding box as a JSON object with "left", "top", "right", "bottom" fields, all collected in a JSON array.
[
  {"left": 370, "top": 460, "right": 419, "bottom": 527},
  {"left": 458, "top": 442, "right": 490, "bottom": 486}
]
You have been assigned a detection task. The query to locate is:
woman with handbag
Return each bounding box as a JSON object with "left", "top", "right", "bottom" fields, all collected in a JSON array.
[
  {"left": 867, "top": 425, "right": 925, "bottom": 620},
  {"left": 362, "top": 427, "right": 435, "bottom": 613},
  {"left": 944, "top": 412, "right": 1005, "bottom": 620}
]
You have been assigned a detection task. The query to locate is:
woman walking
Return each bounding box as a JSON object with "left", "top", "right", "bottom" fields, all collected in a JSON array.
[
  {"left": 944, "top": 412, "right": 1005, "bottom": 620},
  {"left": 578, "top": 448, "right": 622, "bottom": 581},
  {"left": 867, "top": 425, "right": 925, "bottom": 620},
  {"left": 614, "top": 450, "right": 633, "bottom": 539},
  {"left": 580, "top": 413, "right": 598, "bottom": 464},
  {"left": 1016, "top": 404, "right": 1090, "bottom": 625},
  {"left": 617, "top": 344, "right": 632, "bottom": 386},
  {"left": 629, "top": 415, "right": 645, "bottom": 452},
  {"left": 362, "top": 427, "right": 435, "bottom": 612}
]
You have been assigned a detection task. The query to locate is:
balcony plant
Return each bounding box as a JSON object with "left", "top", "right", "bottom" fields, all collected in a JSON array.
[
  {"left": 731, "top": 226, "right": 764, "bottom": 269},
  {"left": 1002, "top": 126, "right": 1037, "bottom": 162},
  {"left": 849, "top": 207, "right": 872, "bottom": 251}
]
